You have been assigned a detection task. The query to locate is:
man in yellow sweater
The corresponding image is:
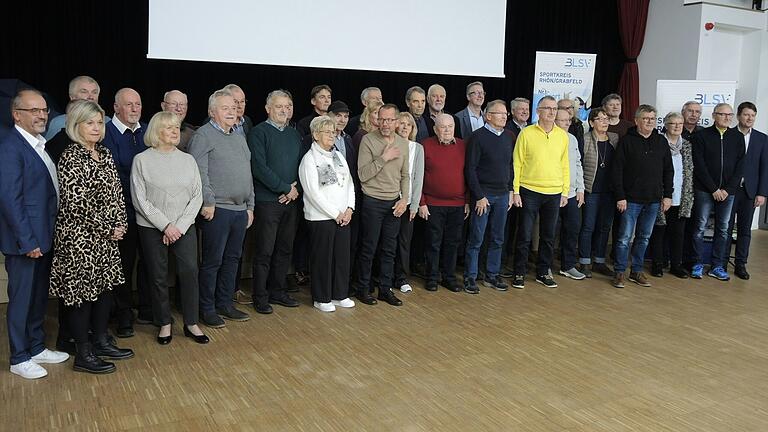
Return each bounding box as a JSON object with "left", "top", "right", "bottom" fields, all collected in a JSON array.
[{"left": 510, "top": 95, "right": 570, "bottom": 289}]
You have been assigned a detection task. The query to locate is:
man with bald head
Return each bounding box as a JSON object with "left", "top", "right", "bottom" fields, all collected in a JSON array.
[
  {"left": 45, "top": 75, "right": 109, "bottom": 140},
  {"left": 161, "top": 90, "right": 197, "bottom": 151},
  {"left": 1, "top": 89, "right": 69, "bottom": 379},
  {"left": 419, "top": 113, "right": 468, "bottom": 292},
  {"left": 102, "top": 87, "right": 151, "bottom": 337}
]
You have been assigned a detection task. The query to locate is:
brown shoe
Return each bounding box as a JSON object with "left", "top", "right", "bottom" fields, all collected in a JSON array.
[
  {"left": 234, "top": 290, "right": 253, "bottom": 305},
  {"left": 629, "top": 271, "right": 651, "bottom": 287},
  {"left": 612, "top": 272, "right": 625, "bottom": 289}
]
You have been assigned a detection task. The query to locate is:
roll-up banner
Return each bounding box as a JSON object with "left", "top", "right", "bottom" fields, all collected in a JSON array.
[
  {"left": 531, "top": 51, "right": 597, "bottom": 123},
  {"left": 655, "top": 80, "right": 738, "bottom": 131}
]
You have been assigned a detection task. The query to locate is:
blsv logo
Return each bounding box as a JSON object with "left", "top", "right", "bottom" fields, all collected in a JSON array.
[
  {"left": 694, "top": 93, "right": 732, "bottom": 106},
  {"left": 563, "top": 57, "right": 592, "bottom": 68}
]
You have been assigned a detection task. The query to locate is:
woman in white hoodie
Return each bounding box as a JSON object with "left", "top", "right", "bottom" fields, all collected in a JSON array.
[{"left": 299, "top": 116, "right": 357, "bottom": 312}]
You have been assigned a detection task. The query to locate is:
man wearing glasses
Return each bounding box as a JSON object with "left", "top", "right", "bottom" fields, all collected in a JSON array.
[
  {"left": 1, "top": 89, "right": 69, "bottom": 379},
  {"left": 455, "top": 81, "right": 486, "bottom": 139},
  {"left": 354, "top": 103, "right": 410, "bottom": 306},
  {"left": 610, "top": 104, "right": 673, "bottom": 288},
  {"left": 510, "top": 96, "right": 570, "bottom": 289},
  {"left": 161, "top": 90, "right": 196, "bottom": 151},
  {"left": 464, "top": 100, "right": 516, "bottom": 294},
  {"left": 689, "top": 103, "right": 746, "bottom": 280}
]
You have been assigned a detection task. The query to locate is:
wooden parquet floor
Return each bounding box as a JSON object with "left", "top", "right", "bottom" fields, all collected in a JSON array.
[{"left": 2, "top": 233, "right": 768, "bottom": 431}]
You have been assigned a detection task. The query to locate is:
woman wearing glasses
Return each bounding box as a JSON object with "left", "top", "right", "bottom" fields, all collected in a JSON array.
[
  {"left": 299, "top": 116, "right": 356, "bottom": 312},
  {"left": 577, "top": 108, "right": 619, "bottom": 278}
]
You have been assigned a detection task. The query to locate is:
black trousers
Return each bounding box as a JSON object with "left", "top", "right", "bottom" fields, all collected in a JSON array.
[
  {"left": 67, "top": 291, "right": 112, "bottom": 344},
  {"left": 139, "top": 225, "right": 199, "bottom": 326},
  {"left": 292, "top": 199, "right": 310, "bottom": 274},
  {"left": 394, "top": 215, "right": 414, "bottom": 286},
  {"left": 308, "top": 220, "right": 351, "bottom": 303},
  {"left": 728, "top": 186, "right": 757, "bottom": 266},
  {"left": 114, "top": 221, "right": 150, "bottom": 326},
  {"left": 425, "top": 205, "right": 464, "bottom": 283},
  {"left": 650, "top": 206, "right": 687, "bottom": 269},
  {"left": 513, "top": 188, "right": 560, "bottom": 275},
  {"left": 251, "top": 201, "right": 298, "bottom": 305},
  {"left": 354, "top": 195, "right": 400, "bottom": 294}
]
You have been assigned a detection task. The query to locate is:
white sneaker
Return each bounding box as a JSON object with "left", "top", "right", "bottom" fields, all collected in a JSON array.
[
  {"left": 313, "top": 301, "right": 336, "bottom": 312},
  {"left": 10, "top": 360, "right": 48, "bottom": 379},
  {"left": 399, "top": 284, "right": 413, "bottom": 293},
  {"left": 31, "top": 348, "right": 70, "bottom": 364},
  {"left": 331, "top": 298, "right": 355, "bottom": 308}
]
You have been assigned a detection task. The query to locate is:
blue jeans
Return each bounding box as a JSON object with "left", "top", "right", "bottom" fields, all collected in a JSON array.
[
  {"left": 578, "top": 192, "right": 614, "bottom": 265},
  {"left": 692, "top": 189, "right": 734, "bottom": 268},
  {"left": 464, "top": 193, "right": 509, "bottom": 280},
  {"left": 614, "top": 202, "right": 660, "bottom": 273},
  {"left": 198, "top": 208, "right": 248, "bottom": 315}
]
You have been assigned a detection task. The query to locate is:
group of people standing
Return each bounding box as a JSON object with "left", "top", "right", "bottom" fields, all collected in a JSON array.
[{"left": 1, "top": 76, "right": 765, "bottom": 381}]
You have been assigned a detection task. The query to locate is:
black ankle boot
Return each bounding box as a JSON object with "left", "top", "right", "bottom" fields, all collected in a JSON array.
[
  {"left": 92, "top": 335, "right": 135, "bottom": 360},
  {"left": 74, "top": 342, "right": 116, "bottom": 374},
  {"left": 651, "top": 262, "right": 664, "bottom": 277}
]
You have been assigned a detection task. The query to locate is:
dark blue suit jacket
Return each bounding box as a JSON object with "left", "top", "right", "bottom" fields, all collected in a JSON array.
[
  {"left": 0, "top": 127, "right": 58, "bottom": 255},
  {"left": 742, "top": 128, "right": 768, "bottom": 199}
]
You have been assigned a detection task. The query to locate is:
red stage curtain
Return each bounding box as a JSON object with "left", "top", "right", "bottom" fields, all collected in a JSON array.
[{"left": 617, "top": 0, "right": 650, "bottom": 120}]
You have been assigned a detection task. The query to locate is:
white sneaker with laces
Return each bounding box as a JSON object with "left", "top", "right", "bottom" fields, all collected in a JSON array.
[
  {"left": 399, "top": 284, "right": 413, "bottom": 293},
  {"left": 31, "top": 348, "right": 70, "bottom": 364},
  {"left": 332, "top": 298, "right": 355, "bottom": 308},
  {"left": 313, "top": 301, "right": 336, "bottom": 312},
  {"left": 10, "top": 360, "right": 48, "bottom": 379}
]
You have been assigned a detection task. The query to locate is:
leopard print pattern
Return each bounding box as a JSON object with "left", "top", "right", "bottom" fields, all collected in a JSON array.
[{"left": 50, "top": 142, "right": 128, "bottom": 307}]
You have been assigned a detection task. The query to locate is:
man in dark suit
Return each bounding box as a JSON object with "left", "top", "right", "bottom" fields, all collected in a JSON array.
[
  {"left": 455, "top": 81, "right": 485, "bottom": 139},
  {"left": 505, "top": 97, "right": 530, "bottom": 135},
  {"left": 0, "top": 89, "right": 69, "bottom": 379},
  {"left": 728, "top": 102, "right": 768, "bottom": 280}
]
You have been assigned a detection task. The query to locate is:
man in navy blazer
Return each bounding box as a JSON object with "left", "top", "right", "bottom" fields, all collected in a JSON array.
[
  {"left": 0, "top": 89, "right": 69, "bottom": 379},
  {"left": 728, "top": 102, "right": 768, "bottom": 280},
  {"left": 455, "top": 81, "right": 486, "bottom": 140}
]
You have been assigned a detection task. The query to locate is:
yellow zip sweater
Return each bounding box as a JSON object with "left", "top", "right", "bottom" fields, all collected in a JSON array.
[{"left": 513, "top": 123, "right": 570, "bottom": 196}]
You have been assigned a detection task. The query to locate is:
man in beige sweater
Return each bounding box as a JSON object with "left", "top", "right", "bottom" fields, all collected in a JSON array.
[{"left": 354, "top": 103, "right": 410, "bottom": 306}]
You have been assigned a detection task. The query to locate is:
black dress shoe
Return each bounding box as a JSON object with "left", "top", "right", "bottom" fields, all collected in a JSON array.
[
  {"left": 651, "top": 263, "right": 664, "bottom": 278},
  {"left": 735, "top": 265, "right": 750, "bottom": 280},
  {"left": 425, "top": 281, "right": 438, "bottom": 291},
  {"left": 670, "top": 267, "right": 689, "bottom": 279},
  {"left": 115, "top": 326, "right": 135, "bottom": 338},
  {"left": 216, "top": 307, "right": 250, "bottom": 321},
  {"left": 157, "top": 335, "right": 172, "bottom": 345},
  {"left": 377, "top": 289, "right": 403, "bottom": 306},
  {"left": 93, "top": 336, "right": 135, "bottom": 360},
  {"left": 269, "top": 295, "right": 300, "bottom": 308},
  {"left": 255, "top": 303, "right": 274, "bottom": 314},
  {"left": 201, "top": 313, "right": 225, "bottom": 328},
  {"left": 356, "top": 293, "right": 378, "bottom": 305},
  {"left": 74, "top": 343, "right": 116, "bottom": 374},
  {"left": 56, "top": 338, "right": 76, "bottom": 355},
  {"left": 184, "top": 327, "right": 210, "bottom": 344},
  {"left": 441, "top": 280, "right": 462, "bottom": 292}
]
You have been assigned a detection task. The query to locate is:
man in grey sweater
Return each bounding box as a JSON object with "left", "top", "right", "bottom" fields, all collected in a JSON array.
[{"left": 187, "top": 89, "right": 255, "bottom": 328}]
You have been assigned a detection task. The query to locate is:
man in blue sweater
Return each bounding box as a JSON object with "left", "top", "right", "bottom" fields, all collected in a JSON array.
[{"left": 101, "top": 88, "right": 150, "bottom": 338}]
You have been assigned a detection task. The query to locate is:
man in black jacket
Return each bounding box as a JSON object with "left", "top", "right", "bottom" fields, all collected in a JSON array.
[
  {"left": 611, "top": 105, "right": 673, "bottom": 288},
  {"left": 689, "top": 103, "right": 745, "bottom": 281}
]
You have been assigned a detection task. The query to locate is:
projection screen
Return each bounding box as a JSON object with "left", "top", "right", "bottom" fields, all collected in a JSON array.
[{"left": 148, "top": 0, "right": 507, "bottom": 77}]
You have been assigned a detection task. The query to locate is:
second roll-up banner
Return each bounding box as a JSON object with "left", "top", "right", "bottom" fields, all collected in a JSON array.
[{"left": 532, "top": 51, "right": 597, "bottom": 123}]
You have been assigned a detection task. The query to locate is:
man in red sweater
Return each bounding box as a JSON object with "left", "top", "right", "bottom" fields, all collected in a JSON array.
[{"left": 418, "top": 114, "right": 469, "bottom": 292}]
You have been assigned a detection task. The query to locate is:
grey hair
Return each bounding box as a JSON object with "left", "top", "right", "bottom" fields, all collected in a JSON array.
[
  {"left": 163, "top": 90, "right": 187, "bottom": 101},
  {"left": 309, "top": 115, "right": 335, "bottom": 136},
  {"left": 68, "top": 76, "right": 99, "bottom": 98},
  {"left": 405, "top": 86, "right": 425, "bottom": 102},
  {"left": 663, "top": 111, "right": 684, "bottom": 126},
  {"left": 208, "top": 89, "right": 233, "bottom": 111},
  {"left": 465, "top": 81, "right": 483, "bottom": 96},
  {"left": 11, "top": 89, "right": 44, "bottom": 110},
  {"left": 427, "top": 84, "right": 446, "bottom": 97},
  {"left": 222, "top": 84, "right": 243, "bottom": 94},
  {"left": 601, "top": 93, "right": 622, "bottom": 106},
  {"left": 266, "top": 89, "right": 293, "bottom": 106},
  {"left": 510, "top": 97, "right": 530, "bottom": 110},
  {"left": 537, "top": 95, "right": 557, "bottom": 107},
  {"left": 681, "top": 100, "right": 701, "bottom": 111},
  {"left": 713, "top": 102, "right": 732, "bottom": 113},
  {"left": 360, "top": 87, "right": 381, "bottom": 105},
  {"left": 634, "top": 104, "right": 657, "bottom": 118}
]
